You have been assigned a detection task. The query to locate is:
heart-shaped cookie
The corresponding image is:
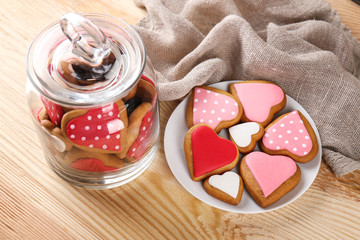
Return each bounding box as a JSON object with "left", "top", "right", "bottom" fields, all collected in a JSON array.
[
  {"left": 125, "top": 105, "right": 155, "bottom": 162},
  {"left": 229, "top": 80, "right": 286, "bottom": 127},
  {"left": 61, "top": 100, "right": 128, "bottom": 155},
  {"left": 40, "top": 96, "right": 64, "bottom": 126},
  {"left": 184, "top": 124, "right": 239, "bottom": 181},
  {"left": 204, "top": 171, "right": 244, "bottom": 205},
  {"left": 229, "top": 122, "right": 264, "bottom": 153},
  {"left": 240, "top": 151, "right": 301, "bottom": 208},
  {"left": 71, "top": 159, "right": 119, "bottom": 172},
  {"left": 140, "top": 74, "right": 155, "bottom": 87},
  {"left": 187, "top": 86, "right": 242, "bottom": 133},
  {"left": 64, "top": 149, "right": 124, "bottom": 172},
  {"left": 136, "top": 78, "right": 158, "bottom": 107},
  {"left": 38, "top": 107, "right": 73, "bottom": 152},
  {"left": 260, "top": 110, "right": 318, "bottom": 163}
]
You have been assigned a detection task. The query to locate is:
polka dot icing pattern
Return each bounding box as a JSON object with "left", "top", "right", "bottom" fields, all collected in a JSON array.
[
  {"left": 127, "top": 110, "right": 154, "bottom": 160},
  {"left": 193, "top": 87, "right": 239, "bottom": 129},
  {"left": 40, "top": 96, "right": 64, "bottom": 126},
  {"left": 66, "top": 103, "right": 125, "bottom": 151},
  {"left": 262, "top": 110, "right": 312, "bottom": 156}
]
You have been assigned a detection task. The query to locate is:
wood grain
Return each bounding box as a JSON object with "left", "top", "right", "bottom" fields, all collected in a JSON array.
[{"left": 0, "top": 0, "right": 359, "bottom": 239}]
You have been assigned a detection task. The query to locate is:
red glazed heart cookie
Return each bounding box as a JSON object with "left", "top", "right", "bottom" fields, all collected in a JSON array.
[
  {"left": 61, "top": 100, "right": 128, "bottom": 155},
  {"left": 186, "top": 86, "right": 242, "bottom": 133},
  {"left": 71, "top": 159, "right": 118, "bottom": 172},
  {"left": 260, "top": 110, "right": 318, "bottom": 163},
  {"left": 64, "top": 149, "right": 124, "bottom": 172},
  {"left": 240, "top": 151, "right": 301, "bottom": 208},
  {"left": 121, "top": 102, "right": 155, "bottom": 162},
  {"left": 126, "top": 110, "right": 155, "bottom": 161},
  {"left": 40, "top": 96, "right": 64, "bottom": 126},
  {"left": 204, "top": 171, "right": 244, "bottom": 205},
  {"left": 229, "top": 80, "right": 286, "bottom": 127},
  {"left": 184, "top": 124, "right": 239, "bottom": 181}
]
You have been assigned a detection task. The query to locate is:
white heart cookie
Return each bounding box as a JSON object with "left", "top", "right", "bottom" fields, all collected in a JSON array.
[
  {"left": 229, "top": 122, "right": 260, "bottom": 147},
  {"left": 208, "top": 171, "right": 240, "bottom": 198}
]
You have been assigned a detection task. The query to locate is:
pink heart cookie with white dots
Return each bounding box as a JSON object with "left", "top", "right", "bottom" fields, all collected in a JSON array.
[
  {"left": 260, "top": 110, "right": 318, "bottom": 163},
  {"left": 186, "top": 86, "right": 243, "bottom": 133},
  {"left": 61, "top": 100, "right": 128, "bottom": 155}
]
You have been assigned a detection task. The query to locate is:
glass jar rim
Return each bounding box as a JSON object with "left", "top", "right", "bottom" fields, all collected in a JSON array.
[{"left": 26, "top": 13, "right": 146, "bottom": 108}]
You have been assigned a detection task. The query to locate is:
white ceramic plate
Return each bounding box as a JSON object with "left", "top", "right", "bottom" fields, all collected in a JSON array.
[{"left": 164, "top": 81, "right": 322, "bottom": 213}]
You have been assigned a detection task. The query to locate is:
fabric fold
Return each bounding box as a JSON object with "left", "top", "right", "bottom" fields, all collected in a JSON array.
[{"left": 134, "top": 0, "right": 360, "bottom": 175}]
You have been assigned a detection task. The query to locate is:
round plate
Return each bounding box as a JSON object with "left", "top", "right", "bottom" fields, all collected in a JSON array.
[{"left": 164, "top": 81, "right": 322, "bottom": 213}]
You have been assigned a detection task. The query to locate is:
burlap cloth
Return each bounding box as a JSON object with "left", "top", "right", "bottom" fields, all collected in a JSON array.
[{"left": 134, "top": 0, "right": 360, "bottom": 176}]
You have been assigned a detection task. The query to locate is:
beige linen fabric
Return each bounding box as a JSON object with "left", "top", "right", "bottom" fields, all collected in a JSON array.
[{"left": 134, "top": 0, "right": 360, "bottom": 176}]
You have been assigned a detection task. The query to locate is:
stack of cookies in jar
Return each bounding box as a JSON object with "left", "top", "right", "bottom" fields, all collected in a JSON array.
[{"left": 37, "top": 75, "right": 157, "bottom": 172}]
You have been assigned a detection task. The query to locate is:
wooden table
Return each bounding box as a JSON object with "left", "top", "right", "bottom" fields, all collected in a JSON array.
[{"left": 1, "top": 0, "right": 359, "bottom": 239}]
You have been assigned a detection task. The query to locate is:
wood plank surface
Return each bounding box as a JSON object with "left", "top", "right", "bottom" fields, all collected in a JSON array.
[{"left": 0, "top": 0, "right": 359, "bottom": 239}]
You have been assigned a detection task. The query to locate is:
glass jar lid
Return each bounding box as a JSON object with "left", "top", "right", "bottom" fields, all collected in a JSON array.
[{"left": 26, "top": 13, "right": 146, "bottom": 108}]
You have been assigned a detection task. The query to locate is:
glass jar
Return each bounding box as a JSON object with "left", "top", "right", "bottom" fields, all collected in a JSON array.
[{"left": 26, "top": 13, "right": 159, "bottom": 189}]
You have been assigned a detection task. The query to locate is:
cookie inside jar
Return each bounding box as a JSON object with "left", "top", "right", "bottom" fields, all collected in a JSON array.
[
  {"left": 35, "top": 84, "right": 159, "bottom": 183},
  {"left": 121, "top": 76, "right": 158, "bottom": 163},
  {"left": 38, "top": 73, "right": 159, "bottom": 172},
  {"left": 59, "top": 51, "right": 117, "bottom": 87},
  {"left": 27, "top": 13, "right": 159, "bottom": 186}
]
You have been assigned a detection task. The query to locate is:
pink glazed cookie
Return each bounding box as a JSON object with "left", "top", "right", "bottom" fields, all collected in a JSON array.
[
  {"left": 229, "top": 80, "right": 286, "bottom": 127},
  {"left": 240, "top": 151, "right": 301, "bottom": 208},
  {"left": 186, "top": 86, "right": 243, "bottom": 133},
  {"left": 260, "top": 110, "right": 318, "bottom": 163}
]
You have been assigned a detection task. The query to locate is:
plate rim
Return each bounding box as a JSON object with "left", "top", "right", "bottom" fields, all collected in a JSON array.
[{"left": 164, "top": 80, "right": 322, "bottom": 213}]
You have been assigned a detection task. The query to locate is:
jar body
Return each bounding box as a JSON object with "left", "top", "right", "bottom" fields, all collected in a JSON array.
[{"left": 26, "top": 14, "right": 159, "bottom": 189}]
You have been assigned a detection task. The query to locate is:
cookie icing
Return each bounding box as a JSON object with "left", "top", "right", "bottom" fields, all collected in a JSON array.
[
  {"left": 209, "top": 171, "right": 240, "bottom": 198},
  {"left": 66, "top": 103, "right": 124, "bottom": 151},
  {"left": 193, "top": 87, "right": 239, "bottom": 129},
  {"left": 71, "top": 158, "right": 117, "bottom": 172},
  {"left": 229, "top": 122, "right": 260, "bottom": 147},
  {"left": 141, "top": 74, "right": 155, "bottom": 87},
  {"left": 233, "top": 82, "right": 284, "bottom": 123},
  {"left": 127, "top": 110, "right": 154, "bottom": 159},
  {"left": 245, "top": 152, "right": 297, "bottom": 197},
  {"left": 262, "top": 110, "right": 312, "bottom": 156},
  {"left": 191, "top": 125, "right": 238, "bottom": 177},
  {"left": 40, "top": 96, "right": 64, "bottom": 126}
]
